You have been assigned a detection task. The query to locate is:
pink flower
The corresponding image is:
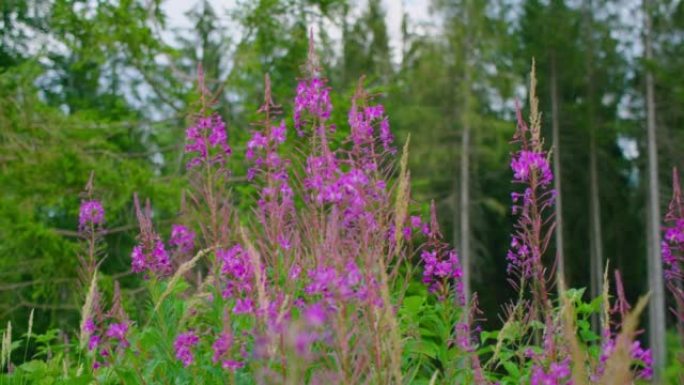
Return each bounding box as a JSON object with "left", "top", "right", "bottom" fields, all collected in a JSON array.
[
  {"left": 88, "top": 335, "right": 100, "bottom": 351},
  {"left": 221, "top": 360, "right": 244, "bottom": 371},
  {"left": 105, "top": 322, "right": 129, "bottom": 347},
  {"left": 169, "top": 225, "right": 195, "bottom": 254},
  {"left": 185, "top": 114, "right": 232, "bottom": 169},
  {"left": 105, "top": 322, "right": 128, "bottom": 341},
  {"left": 289, "top": 264, "right": 302, "bottom": 280},
  {"left": 131, "top": 245, "right": 145, "bottom": 273},
  {"left": 294, "top": 77, "right": 332, "bottom": 132},
  {"left": 530, "top": 360, "right": 570, "bottom": 385},
  {"left": 130, "top": 240, "right": 171, "bottom": 275},
  {"left": 152, "top": 240, "right": 170, "bottom": 273},
  {"left": 271, "top": 121, "right": 286, "bottom": 144},
  {"left": 510, "top": 150, "right": 553, "bottom": 186},
  {"left": 174, "top": 331, "right": 199, "bottom": 367},
  {"left": 212, "top": 332, "right": 232, "bottom": 364},
  {"left": 303, "top": 302, "right": 326, "bottom": 327},
  {"left": 79, "top": 200, "right": 105, "bottom": 229},
  {"left": 410, "top": 216, "right": 422, "bottom": 228},
  {"left": 305, "top": 267, "right": 337, "bottom": 296},
  {"left": 84, "top": 318, "right": 96, "bottom": 334},
  {"left": 233, "top": 298, "right": 254, "bottom": 315}
]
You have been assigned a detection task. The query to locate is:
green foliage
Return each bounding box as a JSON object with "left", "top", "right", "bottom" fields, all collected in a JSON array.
[
  {"left": 0, "top": 61, "right": 183, "bottom": 336},
  {"left": 1, "top": 0, "right": 684, "bottom": 382}
]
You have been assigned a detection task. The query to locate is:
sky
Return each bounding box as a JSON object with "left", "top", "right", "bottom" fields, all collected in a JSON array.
[{"left": 161, "top": 0, "right": 434, "bottom": 62}]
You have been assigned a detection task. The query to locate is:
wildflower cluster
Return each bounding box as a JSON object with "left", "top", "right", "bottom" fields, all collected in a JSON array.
[
  {"left": 34, "top": 49, "right": 658, "bottom": 385},
  {"left": 174, "top": 331, "right": 199, "bottom": 367},
  {"left": 506, "top": 104, "right": 556, "bottom": 282},
  {"left": 490, "top": 68, "right": 654, "bottom": 385},
  {"left": 348, "top": 100, "right": 395, "bottom": 159},
  {"left": 169, "top": 224, "right": 196, "bottom": 255},
  {"left": 211, "top": 331, "right": 244, "bottom": 370},
  {"left": 130, "top": 195, "right": 171, "bottom": 275},
  {"left": 530, "top": 360, "right": 571, "bottom": 385},
  {"left": 218, "top": 244, "right": 255, "bottom": 314},
  {"left": 294, "top": 77, "right": 331, "bottom": 135},
  {"left": 246, "top": 77, "right": 295, "bottom": 253},
  {"left": 129, "top": 44, "right": 416, "bottom": 382},
  {"left": 76, "top": 175, "right": 108, "bottom": 288},
  {"left": 82, "top": 283, "right": 130, "bottom": 370},
  {"left": 185, "top": 113, "right": 232, "bottom": 169},
  {"left": 592, "top": 271, "right": 653, "bottom": 380},
  {"left": 510, "top": 150, "right": 553, "bottom": 187},
  {"left": 662, "top": 217, "right": 684, "bottom": 281},
  {"left": 419, "top": 203, "right": 465, "bottom": 303},
  {"left": 79, "top": 200, "right": 105, "bottom": 230},
  {"left": 662, "top": 169, "right": 684, "bottom": 320}
]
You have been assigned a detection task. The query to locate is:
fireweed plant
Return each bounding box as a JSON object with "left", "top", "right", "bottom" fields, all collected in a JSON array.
[
  {"left": 662, "top": 169, "right": 684, "bottom": 325},
  {"left": 662, "top": 168, "right": 684, "bottom": 372},
  {"left": 0, "top": 48, "right": 660, "bottom": 384},
  {"left": 477, "top": 66, "right": 653, "bottom": 385}
]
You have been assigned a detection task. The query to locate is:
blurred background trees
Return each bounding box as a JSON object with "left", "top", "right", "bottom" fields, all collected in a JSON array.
[{"left": 2, "top": 0, "right": 683, "bottom": 375}]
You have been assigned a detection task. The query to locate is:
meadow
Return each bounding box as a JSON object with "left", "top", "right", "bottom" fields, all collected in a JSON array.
[{"left": 1, "top": 47, "right": 679, "bottom": 384}]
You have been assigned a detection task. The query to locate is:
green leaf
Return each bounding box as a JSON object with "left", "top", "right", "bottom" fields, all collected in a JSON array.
[
  {"left": 114, "top": 367, "right": 139, "bottom": 384},
  {"left": 406, "top": 340, "right": 439, "bottom": 359},
  {"left": 565, "top": 288, "right": 586, "bottom": 303},
  {"left": 502, "top": 360, "right": 520, "bottom": 378},
  {"left": 480, "top": 330, "right": 499, "bottom": 343},
  {"left": 579, "top": 328, "right": 600, "bottom": 342},
  {"left": 589, "top": 295, "right": 604, "bottom": 312},
  {"left": 64, "top": 374, "right": 96, "bottom": 385},
  {"left": 37, "top": 376, "right": 55, "bottom": 385},
  {"left": 19, "top": 360, "right": 47, "bottom": 374},
  {"left": 402, "top": 295, "right": 425, "bottom": 316},
  {"left": 419, "top": 327, "right": 438, "bottom": 338},
  {"left": 528, "top": 320, "right": 545, "bottom": 331}
]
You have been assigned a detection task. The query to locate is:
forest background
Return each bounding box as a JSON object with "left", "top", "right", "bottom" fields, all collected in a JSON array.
[{"left": 2, "top": 0, "right": 684, "bottom": 376}]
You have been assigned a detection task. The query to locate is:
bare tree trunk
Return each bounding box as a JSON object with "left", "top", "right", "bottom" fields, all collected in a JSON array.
[
  {"left": 460, "top": 100, "right": 471, "bottom": 304},
  {"left": 459, "top": 8, "right": 473, "bottom": 305},
  {"left": 589, "top": 116, "right": 604, "bottom": 321},
  {"left": 644, "top": 0, "right": 666, "bottom": 380},
  {"left": 583, "top": 0, "right": 604, "bottom": 332},
  {"left": 550, "top": 54, "right": 565, "bottom": 284}
]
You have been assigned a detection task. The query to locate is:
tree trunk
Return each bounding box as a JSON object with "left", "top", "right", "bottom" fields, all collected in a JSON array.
[
  {"left": 550, "top": 54, "right": 565, "bottom": 284},
  {"left": 583, "top": 0, "right": 604, "bottom": 332},
  {"left": 588, "top": 115, "right": 604, "bottom": 325},
  {"left": 460, "top": 102, "right": 471, "bottom": 304},
  {"left": 459, "top": 7, "right": 473, "bottom": 305},
  {"left": 644, "top": 0, "right": 666, "bottom": 380}
]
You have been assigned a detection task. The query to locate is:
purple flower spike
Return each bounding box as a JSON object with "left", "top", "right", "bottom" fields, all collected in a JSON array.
[
  {"left": 212, "top": 332, "right": 232, "bottom": 364},
  {"left": 79, "top": 200, "right": 105, "bottom": 229},
  {"left": 294, "top": 77, "right": 332, "bottom": 133},
  {"left": 530, "top": 360, "right": 570, "bottom": 385},
  {"left": 222, "top": 360, "right": 244, "bottom": 371},
  {"left": 233, "top": 298, "right": 254, "bottom": 315},
  {"left": 170, "top": 224, "right": 195, "bottom": 254},
  {"left": 662, "top": 169, "right": 684, "bottom": 306},
  {"left": 631, "top": 341, "right": 653, "bottom": 380},
  {"left": 174, "top": 331, "right": 199, "bottom": 367},
  {"left": 510, "top": 150, "right": 553, "bottom": 186},
  {"left": 303, "top": 302, "right": 326, "bottom": 327},
  {"left": 152, "top": 241, "right": 170, "bottom": 272},
  {"left": 271, "top": 121, "right": 286, "bottom": 144},
  {"left": 131, "top": 245, "right": 146, "bottom": 273},
  {"left": 185, "top": 114, "right": 232, "bottom": 169},
  {"left": 105, "top": 322, "right": 129, "bottom": 347},
  {"left": 88, "top": 335, "right": 101, "bottom": 351},
  {"left": 84, "top": 318, "right": 96, "bottom": 334}
]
